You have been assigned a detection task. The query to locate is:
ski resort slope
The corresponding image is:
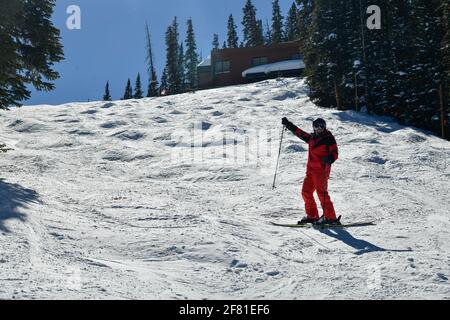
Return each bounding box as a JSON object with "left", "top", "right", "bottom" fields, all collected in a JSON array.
[{"left": 0, "top": 78, "right": 449, "bottom": 299}]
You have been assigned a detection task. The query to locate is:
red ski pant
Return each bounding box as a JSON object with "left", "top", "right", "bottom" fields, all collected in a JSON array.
[{"left": 301, "top": 168, "right": 336, "bottom": 220}]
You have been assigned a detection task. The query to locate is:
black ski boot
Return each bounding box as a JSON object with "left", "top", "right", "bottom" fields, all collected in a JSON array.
[
  {"left": 313, "top": 215, "right": 342, "bottom": 226},
  {"left": 297, "top": 216, "right": 319, "bottom": 225}
]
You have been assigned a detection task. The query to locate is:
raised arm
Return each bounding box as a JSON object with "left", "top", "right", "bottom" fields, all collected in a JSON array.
[{"left": 282, "top": 117, "right": 311, "bottom": 143}]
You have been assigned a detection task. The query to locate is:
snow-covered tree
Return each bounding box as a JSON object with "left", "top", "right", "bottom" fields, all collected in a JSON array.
[{"left": 304, "top": 0, "right": 355, "bottom": 109}]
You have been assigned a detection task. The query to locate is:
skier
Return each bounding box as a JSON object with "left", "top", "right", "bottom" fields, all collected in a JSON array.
[{"left": 281, "top": 117, "right": 340, "bottom": 225}]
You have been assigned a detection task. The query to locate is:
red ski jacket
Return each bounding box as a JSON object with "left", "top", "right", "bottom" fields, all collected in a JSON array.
[{"left": 294, "top": 128, "right": 339, "bottom": 171}]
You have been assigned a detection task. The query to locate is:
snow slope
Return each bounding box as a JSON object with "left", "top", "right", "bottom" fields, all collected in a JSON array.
[{"left": 0, "top": 78, "right": 449, "bottom": 299}]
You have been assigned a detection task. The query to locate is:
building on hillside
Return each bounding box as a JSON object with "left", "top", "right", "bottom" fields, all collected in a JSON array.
[{"left": 197, "top": 41, "right": 304, "bottom": 89}]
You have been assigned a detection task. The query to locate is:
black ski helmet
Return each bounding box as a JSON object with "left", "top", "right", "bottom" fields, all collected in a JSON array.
[{"left": 313, "top": 118, "right": 326, "bottom": 129}]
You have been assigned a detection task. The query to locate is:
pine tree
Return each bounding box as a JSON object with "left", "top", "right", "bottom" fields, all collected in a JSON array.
[
  {"left": 404, "top": 0, "right": 444, "bottom": 130},
  {"left": 257, "top": 20, "right": 264, "bottom": 46},
  {"left": 160, "top": 68, "right": 168, "bottom": 95},
  {"left": 0, "top": 0, "right": 64, "bottom": 109},
  {"left": 296, "top": 0, "right": 314, "bottom": 50},
  {"left": 285, "top": 2, "right": 299, "bottom": 41},
  {"left": 178, "top": 43, "right": 185, "bottom": 92},
  {"left": 383, "top": 0, "right": 415, "bottom": 122},
  {"left": 442, "top": 0, "right": 450, "bottom": 138},
  {"left": 212, "top": 34, "right": 220, "bottom": 50},
  {"left": 303, "top": 0, "right": 354, "bottom": 109},
  {"left": 145, "top": 23, "right": 159, "bottom": 97},
  {"left": 185, "top": 18, "right": 199, "bottom": 90},
  {"left": 443, "top": 1, "right": 450, "bottom": 80},
  {"left": 227, "top": 14, "right": 239, "bottom": 48},
  {"left": 242, "top": 0, "right": 263, "bottom": 47},
  {"left": 165, "top": 17, "right": 181, "bottom": 94},
  {"left": 271, "top": 0, "right": 284, "bottom": 44},
  {"left": 122, "top": 78, "right": 133, "bottom": 100},
  {"left": 103, "top": 81, "right": 111, "bottom": 101},
  {"left": 134, "top": 73, "right": 143, "bottom": 99},
  {"left": 265, "top": 19, "right": 272, "bottom": 45}
]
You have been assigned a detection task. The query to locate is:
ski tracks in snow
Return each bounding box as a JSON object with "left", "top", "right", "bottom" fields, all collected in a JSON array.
[{"left": 0, "top": 79, "right": 449, "bottom": 299}]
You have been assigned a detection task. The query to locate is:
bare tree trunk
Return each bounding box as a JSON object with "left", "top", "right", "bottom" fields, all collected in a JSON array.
[{"left": 334, "top": 80, "right": 342, "bottom": 110}]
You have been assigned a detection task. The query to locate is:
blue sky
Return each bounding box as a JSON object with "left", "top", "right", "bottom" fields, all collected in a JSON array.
[{"left": 26, "top": 0, "right": 295, "bottom": 105}]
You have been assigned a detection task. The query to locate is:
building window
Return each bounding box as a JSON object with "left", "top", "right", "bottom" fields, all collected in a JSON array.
[
  {"left": 252, "top": 57, "right": 268, "bottom": 67},
  {"left": 291, "top": 53, "right": 302, "bottom": 60},
  {"left": 215, "top": 61, "right": 230, "bottom": 74}
]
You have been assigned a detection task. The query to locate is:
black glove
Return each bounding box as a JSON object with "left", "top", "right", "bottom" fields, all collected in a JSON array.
[
  {"left": 282, "top": 117, "right": 297, "bottom": 133},
  {"left": 323, "top": 156, "right": 334, "bottom": 165}
]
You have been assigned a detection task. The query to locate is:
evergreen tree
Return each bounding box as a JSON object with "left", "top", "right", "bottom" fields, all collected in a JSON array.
[
  {"left": 178, "top": 43, "right": 186, "bottom": 92},
  {"left": 122, "top": 78, "right": 133, "bottom": 100},
  {"left": 242, "top": 0, "right": 263, "bottom": 47},
  {"left": 257, "top": 20, "right": 265, "bottom": 46},
  {"left": 0, "top": 0, "right": 64, "bottom": 109},
  {"left": 382, "top": 0, "right": 415, "bottom": 121},
  {"left": 160, "top": 68, "right": 168, "bottom": 94},
  {"left": 145, "top": 23, "right": 159, "bottom": 97},
  {"left": 134, "top": 73, "right": 143, "bottom": 99},
  {"left": 185, "top": 18, "right": 199, "bottom": 90},
  {"left": 222, "top": 41, "right": 227, "bottom": 49},
  {"left": 265, "top": 19, "right": 272, "bottom": 45},
  {"left": 227, "top": 14, "right": 239, "bottom": 48},
  {"left": 212, "top": 34, "right": 220, "bottom": 50},
  {"left": 271, "top": 0, "right": 284, "bottom": 44},
  {"left": 443, "top": 1, "right": 450, "bottom": 80},
  {"left": 303, "top": 0, "right": 354, "bottom": 109},
  {"left": 296, "top": 0, "right": 314, "bottom": 50},
  {"left": 165, "top": 17, "right": 181, "bottom": 94},
  {"left": 103, "top": 81, "right": 111, "bottom": 101},
  {"left": 442, "top": 0, "right": 450, "bottom": 137},
  {"left": 405, "top": 0, "right": 444, "bottom": 129},
  {"left": 300, "top": 0, "right": 449, "bottom": 138},
  {"left": 285, "top": 2, "right": 299, "bottom": 41}
]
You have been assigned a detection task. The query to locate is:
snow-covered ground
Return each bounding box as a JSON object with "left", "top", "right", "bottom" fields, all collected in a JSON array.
[{"left": 0, "top": 78, "right": 449, "bottom": 299}]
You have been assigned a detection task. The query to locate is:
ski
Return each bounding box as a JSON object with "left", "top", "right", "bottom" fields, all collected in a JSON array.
[{"left": 270, "top": 221, "right": 376, "bottom": 229}]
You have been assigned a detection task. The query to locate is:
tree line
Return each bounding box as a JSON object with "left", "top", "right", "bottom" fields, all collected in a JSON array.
[
  {"left": 299, "top": 0, "right": 449, "bottom": 138},
  {"left": 0, "top": 1, "right": 447, "bottom": 139},
  {"left": 109, "top": 0, "right": 301, "bottom": 100}
]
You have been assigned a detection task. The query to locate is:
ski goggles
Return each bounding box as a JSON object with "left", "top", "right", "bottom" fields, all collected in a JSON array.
[{"left": 313, "top": 124, "right": 326, "bottom": 130}]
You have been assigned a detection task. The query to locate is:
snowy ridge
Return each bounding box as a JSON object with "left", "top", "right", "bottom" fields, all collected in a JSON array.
[{"left": 0, "top": 78, "right": 449, "bottom": 299}]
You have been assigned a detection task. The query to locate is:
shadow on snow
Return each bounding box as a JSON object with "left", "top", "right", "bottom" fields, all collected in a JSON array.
[
  {"left": 319, "top": 227, "right": 413, "bottom": 255},
  {"left": 0, "top": 178, "right": 40, "bottom": 233}
]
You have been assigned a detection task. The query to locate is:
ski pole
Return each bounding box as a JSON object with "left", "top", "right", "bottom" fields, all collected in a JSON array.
[{"left": 272, "top": 125, "right": 286, "bottom": 190}]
